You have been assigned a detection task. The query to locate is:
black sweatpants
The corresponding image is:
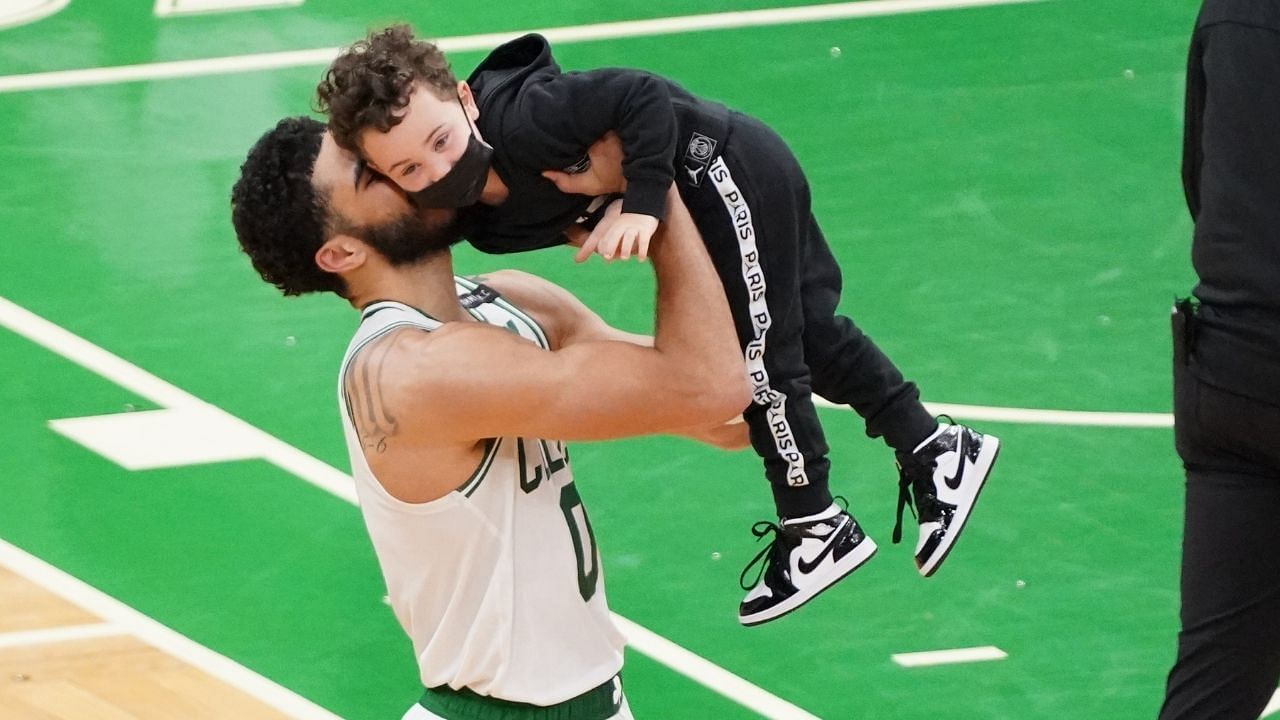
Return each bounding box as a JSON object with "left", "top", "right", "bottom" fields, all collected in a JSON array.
[
  {"left": 1161, "top": 310, "right": 1280, "bottom": 720},
  {"left": 679, "top": 112, "right": 937, "bottom": 517}
]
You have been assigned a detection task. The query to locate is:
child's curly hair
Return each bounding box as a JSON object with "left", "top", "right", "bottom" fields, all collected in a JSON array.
[{"left": 316, "top": 24, "right": 458, "bottom": 153}]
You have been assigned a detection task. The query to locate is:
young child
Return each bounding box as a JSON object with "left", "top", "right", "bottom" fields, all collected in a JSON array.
[{"left": 317, "top": 25, "right": 1000, "bottom": 627}]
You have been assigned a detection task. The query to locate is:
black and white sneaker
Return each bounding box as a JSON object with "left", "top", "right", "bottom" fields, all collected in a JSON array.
[
  {"left": 893, "top": 420, "right": 1000, "bottom": 577},
  {"left": 738, "top": 501, "right": 878, "bottom": 626}
]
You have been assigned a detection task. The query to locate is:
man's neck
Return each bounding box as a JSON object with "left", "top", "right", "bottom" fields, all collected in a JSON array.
[{"left": 349, "top": 253, "right": 473, "bottom": 323}]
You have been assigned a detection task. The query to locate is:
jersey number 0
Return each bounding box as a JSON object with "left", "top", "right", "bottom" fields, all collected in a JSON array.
[{"left": 518, "top": 439, "right": 600, "bottom": 602}]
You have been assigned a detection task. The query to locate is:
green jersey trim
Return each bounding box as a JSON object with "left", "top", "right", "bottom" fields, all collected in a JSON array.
[
  {"left": 456, "top": 276, "right": 551, "bottom": 350},
  {"left": 458, "top": 437, "right": 503, "bottom": 498}
]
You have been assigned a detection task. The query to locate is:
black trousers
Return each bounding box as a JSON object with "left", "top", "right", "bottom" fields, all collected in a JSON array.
[
  {"left": 1161, "top": 310, "right": 1280, "bottom": 720},
  {"left": 1160, "top": 6, "right": 1280, "bottom": 717},
  {"left": 680, "top": 112, "right": 937, "bottom": 517}
]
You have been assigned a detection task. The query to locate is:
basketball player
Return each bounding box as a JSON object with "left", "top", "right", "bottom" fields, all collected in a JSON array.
[
  {"left": 317, "top": 28, "right": 1002, "bottom": 626},
  {"left": 230, "top": 116, "right": 750, "bottom": 719}
]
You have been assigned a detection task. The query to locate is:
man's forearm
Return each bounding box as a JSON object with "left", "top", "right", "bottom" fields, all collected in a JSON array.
[{"left": 649, "top": 188, "right": 748, "bottom": 410}]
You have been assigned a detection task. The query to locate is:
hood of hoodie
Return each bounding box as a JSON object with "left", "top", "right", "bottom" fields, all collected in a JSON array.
[{"left": 466, "top": 33, "right": 557, "bottom": 119}]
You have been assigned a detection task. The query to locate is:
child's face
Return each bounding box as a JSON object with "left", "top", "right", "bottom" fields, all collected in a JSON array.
[{"left": 360, "top": 81, "right": 480, "bottom": 193}]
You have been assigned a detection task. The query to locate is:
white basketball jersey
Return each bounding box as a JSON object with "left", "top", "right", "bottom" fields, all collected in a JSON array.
[{"left": 337, "top": 277, "right": 625, "bottom": 705}]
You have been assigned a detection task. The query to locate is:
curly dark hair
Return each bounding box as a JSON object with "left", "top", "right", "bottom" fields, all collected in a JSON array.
[
  {"left": 230, "top": 116, "right": 346, "bottom": 297},
  {"left": 316, "top": 24, "right": 458, "bottom": 154}
]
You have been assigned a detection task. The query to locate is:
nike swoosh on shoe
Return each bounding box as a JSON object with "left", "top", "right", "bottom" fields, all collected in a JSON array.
[
  {"left": 943, "top": 431, "right": 969, "bottom": 490},
  {"left": 795, "top": 516, "right": 852, "bottom": 575}
]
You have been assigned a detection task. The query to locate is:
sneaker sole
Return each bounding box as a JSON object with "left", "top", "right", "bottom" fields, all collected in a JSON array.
[
  {"left": 917, "top": 435, "right": 1001, "bottom": 578},
  {"left": 738, "top": 536, "right": 879, "bottom": 627}
]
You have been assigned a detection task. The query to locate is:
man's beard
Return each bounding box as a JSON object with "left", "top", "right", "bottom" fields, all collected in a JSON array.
[{"left": 361, "top": 210, "right": 464, "bottom": 267}]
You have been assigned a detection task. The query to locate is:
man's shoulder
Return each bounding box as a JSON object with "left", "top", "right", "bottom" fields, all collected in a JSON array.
[
  {"left": 353, "top": 323, "right": 473, "bottom": 373},
  {"left": 354, "top": 323, "right": 512, "bottom": 410}
]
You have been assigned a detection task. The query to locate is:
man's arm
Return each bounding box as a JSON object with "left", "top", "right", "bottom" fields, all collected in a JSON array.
[
  {"left": 374, "top": 188, "right": 749, "bottom": 446},
  {"left": 475, "top": 269, "right": 648, "bottom": 351},
  {"left": 481, "top": 268, "right": 750, "bottom": 451}
]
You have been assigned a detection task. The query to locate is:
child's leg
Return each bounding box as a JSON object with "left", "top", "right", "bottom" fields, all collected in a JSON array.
[
  {"left": 688, "top": 151, "right": 832, "bottom": 518},
  {"left": 682, "top": 118, "right": 877, "bottom": 625},
  {"left": 797, "top": 213, "right": 1000, "bottom": 576},
  {"left": 700, "top": 181, "right": 832, "bottom": 518},
  {"left": 797, "top": 213, "right": 938, "bottom": 454}
]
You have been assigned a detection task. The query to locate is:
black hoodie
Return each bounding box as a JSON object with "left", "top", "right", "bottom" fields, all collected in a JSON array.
[{"left": 461, "top": 33, "right": 729, "bottom": 254}]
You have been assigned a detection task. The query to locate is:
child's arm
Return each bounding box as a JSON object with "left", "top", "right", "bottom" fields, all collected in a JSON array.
[
  {"left": 542, "top": 132, "right": 627, "bottom": 197},
  {"left": 543, "top": 131, "right": 660, "bottom": 263},
  {"left": 506, "top": 67, "right": 678, "bottom": 221}
]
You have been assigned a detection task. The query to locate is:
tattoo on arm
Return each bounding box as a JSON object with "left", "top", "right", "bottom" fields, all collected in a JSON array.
[{"left": 344, "top": 331, "right": 409, "bottom": 454}]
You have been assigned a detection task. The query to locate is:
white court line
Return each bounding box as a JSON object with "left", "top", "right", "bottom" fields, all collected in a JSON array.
[
  {"left": 0, "top": 0, "right": 1046, "bottom": 93},
  {"left": 891, "top": 645, "right": 1008, "bottom": 667},
  {"left": 1261, "top": 689, "right": 1280, "bottom": 717},
  {"left": 614, "top": 616, "right": 821, "bottom": 720},
  {"left": 814, "top": 397, "right": 1173, "bottom": 428},
  {"left": 154, "top": 0, "right": 303, "bottom": 18},
  {"left": 0, "top": 294, "right": 819, "bottom": 719},
  {"left": 49, "top": 407, "right": 272, "bottom": 470},
  {"left": 0, "top": 540, "right": 343, "bottom": 720},
  {"left": 0, "top": 297, "right": 356, "bottom": 502},
  {"left": 0, "top": 623, "right": 127, "bottom": 650},
  {"left": 0, "top": 0, "right": 68, "bottom": 32}
]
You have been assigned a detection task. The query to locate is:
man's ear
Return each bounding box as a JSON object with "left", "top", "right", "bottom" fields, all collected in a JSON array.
[
  {"left": 315, "top": 235, "right": 366, "bottom": 275},
  {"left": 458, "top": 80, "right": 479, "bottom": 122}
]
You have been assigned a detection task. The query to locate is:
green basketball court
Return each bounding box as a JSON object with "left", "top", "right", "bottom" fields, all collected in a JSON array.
[{"left": 0, "top": 0, "right": 1213, "bottom": 717}]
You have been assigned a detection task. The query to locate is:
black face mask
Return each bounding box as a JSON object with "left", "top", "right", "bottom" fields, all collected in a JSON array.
[{"left": 409, "top": 99, "right": 494, "bottom": 209}]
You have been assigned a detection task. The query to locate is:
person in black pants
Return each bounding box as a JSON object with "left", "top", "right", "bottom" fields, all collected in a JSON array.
[
  {"left": 316, "top": 26, "right": 1002, "bottom": 626},
  {"left": 1161, "top": 1, "right": 1280, "bottom": 717}
]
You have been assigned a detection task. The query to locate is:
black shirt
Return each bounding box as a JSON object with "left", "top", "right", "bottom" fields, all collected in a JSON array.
[{"left": 1183, "top": 0, "right": 1280, "bottom": 401}]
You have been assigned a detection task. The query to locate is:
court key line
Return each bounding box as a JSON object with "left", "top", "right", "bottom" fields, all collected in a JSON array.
[
  {"left": 815, "top": 397, "right": 1173, "bottom": 428},
  {"left": 0, "top": 0, "right": 68, "bottom": 32},
  {"left": 891, "top": 645, "right": 1008, "bottom": 668},
  {"left": 0, "top": 294, "right": 823, "bottom": 719},
  {"left": 1262, "top": 690, "right": 1280, "bottom": 718},
  {"left": 0, "top": 539, "right": 344, "bottom": 720},
  {"left": 0, "top": 0, "right": 1047, "bottom": 93},
  {"left": 153, "top": 0, "right": 303, "bottom": 18},
  {"left": 0, "top": 622, "right": 128, "bottom": 651}
]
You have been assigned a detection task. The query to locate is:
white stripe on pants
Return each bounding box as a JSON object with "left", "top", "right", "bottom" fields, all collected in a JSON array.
[{"left": 707, "top": 155, "right": 809, "bottom": 487}]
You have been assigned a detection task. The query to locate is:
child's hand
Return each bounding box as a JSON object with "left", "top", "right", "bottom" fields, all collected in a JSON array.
[
  {"left": 542, "top": 132, "right": 627, "bottom": 196},
  {"left": 575, "top": 211, "right": 658, "bottom": 263},
  {"left": 573, "top": 198, "right": 623, "bottom": 262}
]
